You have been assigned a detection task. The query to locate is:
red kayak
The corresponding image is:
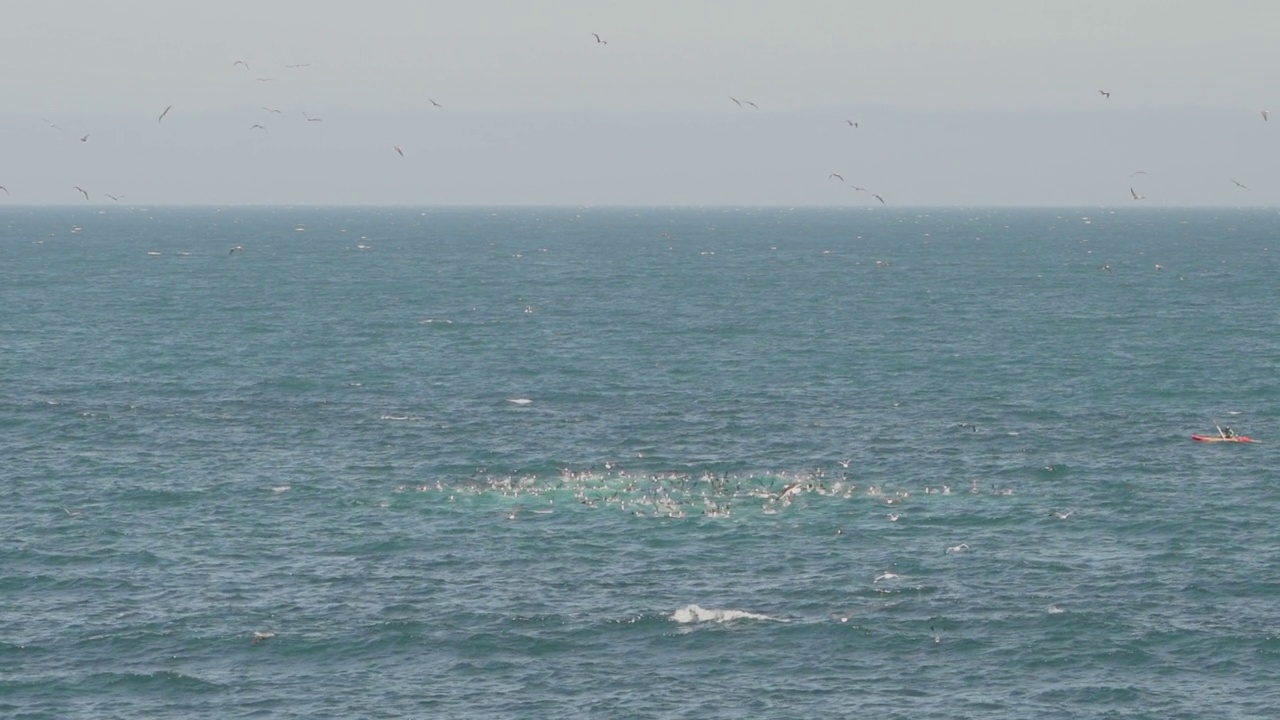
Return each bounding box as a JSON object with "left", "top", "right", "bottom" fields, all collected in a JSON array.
[{"left": 1191, "top": 434, "right": 1255, "bottom": 443}]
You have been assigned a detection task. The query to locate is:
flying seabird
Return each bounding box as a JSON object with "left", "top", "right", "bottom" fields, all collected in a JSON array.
[
  {"left": 729, "top": 96, "right": 742, "bottom": 107},
  {"left": 428, "top": 98, "right": 443, "bottom": 108},
  {"left": 845, "top": 119, "right": 858, "bottom": 127},
  {"left": 250, "top": 124, "right": 268, "bottom": 133},
  {"left": 850, "top": 185, "right": 867, "bottom": 193},
  {"left": 1130, "top": 187, "right": 1144, "bottom": 200},
  {"left": 0, "top": 186, "right": 9, "bottom": 195},
  {"left": 1130, "top": 170, "right": 1150, "bottom": 177},
  {"left": 233, "top": 60, "right": 250, "bottom": 71},
  {"left": 105, "top": 193, "right": 124, "bottom": 201},
  {"left": 743, "top": 100, "right": 758, "bottom": 109},
  {"left": 40, "top": 117, "right": 63, "bottom": 131},
  {"left": 285, "top": 63, "right": 311, "bottom": 68},
  {"left": 254, "top": 77, "right": 276, "bottom": 82},
  {"left": 158, "top": 105, "right": 173, "bottom": 124},
  {"left": 302, "top": 112, "right": 322, "bottom": 122},
  {"left": 1263, "top": 110, "right": 1269, "bottom": 122},
  {"left": 872, "top": 194, "right": 885, "bottom": 205},
  {"left": 1099, "top": 90, "right": 1111, "bottom": 98},
  {"left": 73, "top": 186, "right": 89, "bottom": 200},
  {"left": 394, "top": 145, "right": 404, "bottom": 157},
  {"left": 262, "top": 107, "right": 282, "bottom": 114},
  {"left": 829, "top": 173, "right": 844, "bottom": 182},
  {"left": 80, "top": 134, "right": 90, "bottom": 142},
  {"left": 1230, "top": 179, "right": 1250, "bottom": 190},
  {"left": 592, "top": 33, "right": 607, "bottom": 44}
]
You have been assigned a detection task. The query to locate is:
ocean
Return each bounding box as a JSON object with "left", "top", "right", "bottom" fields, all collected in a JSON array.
[{"left": 2, "top": 206, "right": 1278, "bottom": 718}]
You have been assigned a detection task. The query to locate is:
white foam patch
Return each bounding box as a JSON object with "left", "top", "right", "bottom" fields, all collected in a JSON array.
[{"left": 669, "top": 604, "right": 788, "bottom": 624}]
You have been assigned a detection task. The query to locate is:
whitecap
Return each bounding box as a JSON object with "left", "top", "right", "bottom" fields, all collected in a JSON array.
[
  {"left": 507, "top": 398, "right": 533, "bottom": 406},
  {"left": 669, "top": 604, "right": 788, "bottom": 624}
]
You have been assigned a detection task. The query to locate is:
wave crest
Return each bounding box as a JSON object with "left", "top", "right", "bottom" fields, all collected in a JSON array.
[{"left": 669, "top": 604, "right": 788, "bottom": 624}]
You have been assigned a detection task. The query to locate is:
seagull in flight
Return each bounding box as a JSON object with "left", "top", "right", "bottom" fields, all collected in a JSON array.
[
  {"left": 40, "top": 117, "right": 63, "bottom": 131},
  {"left": 743, "top": 99, "right": 758, "bottom": 109},
  {"left": 105, "top": 193, "right": 124, "bottom": 201},
  {"left": 158, "top": 105, "right": 173, "bottom": 124},
  {"left": 729, "top": 96, "right": 742, "bottom": 107},
  {"left": 845, "top": 119, "right": 859, "bottom": 128},
  {"left": 0, "top": 186, "right": 9, "bottom": 195},
  {"left": 592, "top": 33, "right": 607, "bottom": 44},
  {"left": 73, "top": 186, "right": 89, "bottom": 200},
  {"left": 850, "top": 185, "right": 867, "bottom": 193},
  {"left": 262, "top": 107, "right": 283, "bottom": 114},
  {"left": 1130, "top": 187, "right": 1144, "bottom": 200},
  {"left": 1099, "top": 90, "right": 1111, "bottom": 99},
  {"left": 428, "top": 98, "right": 443, "bottom": 108},
  {"left": 80, "top": 134, "right": 90, "bottom": 142},
  {"left": 1263, "top": 110, "right": 1269, "bottom": 122},
  {"left": 250, "top": 123, "right": 268, "bottom": 133},
  {"left": 394, "top": 145, "right": 404, "bottom": 157},
  {"left": 1230, "top": 179, "right": 1250, "bottom": 190},
  {"left": 872, "top": 194, "right": 886, "bottom": 205},
  {"left": 285, "top": 63, "right": 311, "bottom": 68},
  {"left": 829, "top": 173, "right": 844, "bottom": 182},
  {"left": 1130, "top": 170, "right": 1150, "bottom": 177},
  {"left": 302, "top": 112, "right": 322, "bottom": 122},
  {"left": 233, "top": 60, "right": 250, "bottom": 71},
  {"left": 254, "top": 77, "right": 276, "bottom": 82}
]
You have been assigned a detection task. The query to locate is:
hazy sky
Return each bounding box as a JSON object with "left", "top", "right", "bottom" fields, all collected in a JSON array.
[{"left": 3, "top": 0, "right": 1278, "bottom": 205}]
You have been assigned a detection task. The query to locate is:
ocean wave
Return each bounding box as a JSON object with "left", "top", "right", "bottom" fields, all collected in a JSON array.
[{"left": 669, "top": 604, "right": 788, "bottom": 624}]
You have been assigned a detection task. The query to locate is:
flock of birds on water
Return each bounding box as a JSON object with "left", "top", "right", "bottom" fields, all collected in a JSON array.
[{"left": 3, "top": 33, "right": 1274, "bottom": 206}]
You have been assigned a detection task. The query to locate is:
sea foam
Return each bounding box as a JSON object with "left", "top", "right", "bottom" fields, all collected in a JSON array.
[{"left": 669, "top": 604, "right": 788, "bottom": 624}]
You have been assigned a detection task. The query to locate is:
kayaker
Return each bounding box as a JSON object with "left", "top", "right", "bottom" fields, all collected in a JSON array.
[{"left": 1223, "top": 426, "right": 1236, "bottom": 438}]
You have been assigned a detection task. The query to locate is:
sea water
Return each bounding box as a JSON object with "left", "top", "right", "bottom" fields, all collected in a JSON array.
[{"left": 2, "top": 206, "right": 1278, "bottom": 718}]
